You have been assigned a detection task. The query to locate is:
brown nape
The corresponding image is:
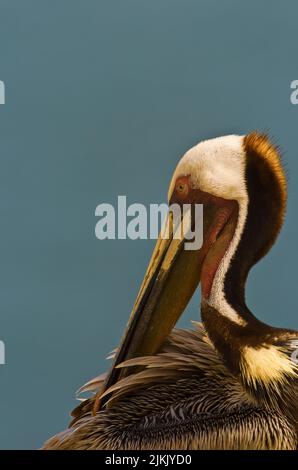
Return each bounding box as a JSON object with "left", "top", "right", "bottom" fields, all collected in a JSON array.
[
  {"left": 201, "top": 132, "right": 292, "bottom": 373},
  {"left": 223, "top": 132, "right": 287, "bottom": 323}
]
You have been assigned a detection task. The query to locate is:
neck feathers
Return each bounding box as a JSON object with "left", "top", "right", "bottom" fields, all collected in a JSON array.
[{"left": 201, "top": 132, "right": 298, "bottom": 414}]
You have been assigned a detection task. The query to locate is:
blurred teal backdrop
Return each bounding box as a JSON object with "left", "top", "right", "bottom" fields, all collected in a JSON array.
[{"left": 0, "top": 0, "right": 297, "bottom": 449}]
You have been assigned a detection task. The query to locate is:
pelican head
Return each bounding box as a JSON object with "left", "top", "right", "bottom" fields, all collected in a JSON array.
[{"left": 97, "top": 131, "right": 296, "bottom": 415}]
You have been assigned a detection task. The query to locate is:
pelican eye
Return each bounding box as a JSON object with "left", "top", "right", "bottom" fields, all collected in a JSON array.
[{"left": 175, "top": 178, "right": 189, "bottom": 197}]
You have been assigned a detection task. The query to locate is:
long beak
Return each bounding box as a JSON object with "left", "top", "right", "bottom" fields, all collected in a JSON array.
[{"left": 94, "top": 202, "right": 218, "bottom": 412}]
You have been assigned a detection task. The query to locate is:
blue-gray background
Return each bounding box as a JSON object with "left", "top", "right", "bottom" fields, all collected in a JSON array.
[{"left": 0, "top": 0, "right": 297, "bottom": 449}]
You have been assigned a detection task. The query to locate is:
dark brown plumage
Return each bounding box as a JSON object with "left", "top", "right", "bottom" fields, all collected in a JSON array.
[{"left": 42, "top": 325, "right": 297, "bottom": 450}]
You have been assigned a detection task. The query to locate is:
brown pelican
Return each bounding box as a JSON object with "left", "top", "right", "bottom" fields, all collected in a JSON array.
[{"left": 43, "top": 132, "right": 298, "bottom": 450}]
